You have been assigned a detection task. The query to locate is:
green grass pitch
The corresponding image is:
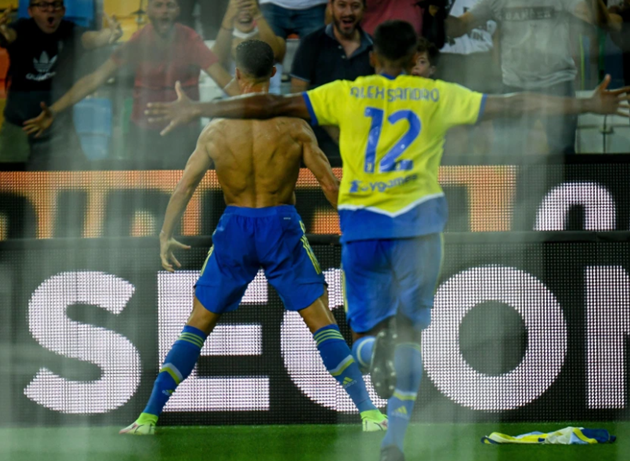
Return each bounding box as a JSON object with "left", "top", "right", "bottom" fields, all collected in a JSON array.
[{"left": 0, "top": 422, "right": 626, "bottom": 461}]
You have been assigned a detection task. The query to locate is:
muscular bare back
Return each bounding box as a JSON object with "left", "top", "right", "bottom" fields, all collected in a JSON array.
[{"left": 198, "top": 117, "right": 320, "bottom": 208}]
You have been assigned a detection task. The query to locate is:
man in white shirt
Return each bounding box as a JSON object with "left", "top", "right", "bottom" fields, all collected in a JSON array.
[
  {"left": 441, "top": 0, "right": 499, "bottom": 93},
  {"left": 447, "top": 0, "right": 621, "bottom": 154},
  {"left": 260, "top": 0, "right": 328, "bottom": 39},
  {"left": 439, "top": 0, "right": 500, "bottom": 155}
]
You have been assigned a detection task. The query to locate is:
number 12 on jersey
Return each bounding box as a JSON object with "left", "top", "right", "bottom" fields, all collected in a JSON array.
[{"left": 364, "top": 107, "right": 422, "bottom": 174}]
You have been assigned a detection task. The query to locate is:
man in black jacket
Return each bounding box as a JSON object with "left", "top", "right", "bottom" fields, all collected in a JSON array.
[{"left": 0, "top": 1, "right": 121, "bottom": 168}]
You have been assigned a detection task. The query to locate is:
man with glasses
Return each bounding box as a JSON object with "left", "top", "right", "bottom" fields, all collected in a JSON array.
[
  {"left": 0, "top": 0, "right": 122, "bottom": 168},
  {"left": 24, "top": 0, "right": 236, "bottom": 169}
]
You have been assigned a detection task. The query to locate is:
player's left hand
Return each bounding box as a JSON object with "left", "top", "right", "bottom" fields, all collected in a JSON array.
[
  {"left": 146, "top": 81, "right": 199, "bottom": 136},
  {"left": 160, "top": 236, "right": 191, "bottom": 272},
  {"left": 590, "top": 75, "right": 630, "bottom": 117}
]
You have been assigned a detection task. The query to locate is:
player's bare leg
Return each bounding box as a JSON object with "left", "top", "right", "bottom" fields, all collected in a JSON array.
[
  {"left": 186, "top": 295, "right": 222, "bottom": 334},
  {"left": 297, "top": 289, "right": 337, "bottom": 333},
  {"left": 298, "top": 290, "right": 388, "bottom": 432},
  {"left": 120, "top": 297, "right": 221, "bottom": 435}
]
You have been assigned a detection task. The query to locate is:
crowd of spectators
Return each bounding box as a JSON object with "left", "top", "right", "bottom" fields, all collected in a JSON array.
[
  {"left": 0, "top": 0, "right": 628, "bottom": 170},
  {"left": 0, "top": 0, "right": 122, "bottom": 167}
]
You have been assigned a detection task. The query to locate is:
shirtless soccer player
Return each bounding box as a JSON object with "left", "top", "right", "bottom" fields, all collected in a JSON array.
[
  {"left": 147, "top": 21, "right": 629, "bottom": 461},
  {"left": 119, "top": 40, "right": 387, "bottom": 435}
]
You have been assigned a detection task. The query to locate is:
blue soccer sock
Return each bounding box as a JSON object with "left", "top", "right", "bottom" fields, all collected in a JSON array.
[
  {"left": 314, "top": 325, "right": 377, "bottom": 413},
  {"left": 382, "top": 342, "right": 423, "bottom": 451},
  {"left": 352, "top": 336, "right": 375, "bottom": 374},
  {"left": 142, "top": 325, "right": 208, "bottom": 419}
]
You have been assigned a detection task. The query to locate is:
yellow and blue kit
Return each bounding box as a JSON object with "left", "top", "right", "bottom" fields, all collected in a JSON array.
[
  {"left": 303, "top": 74, "right": 486, "bottom": 332},
  {"left": 195, "top": 205, "right": 325, "bottom": 313}
]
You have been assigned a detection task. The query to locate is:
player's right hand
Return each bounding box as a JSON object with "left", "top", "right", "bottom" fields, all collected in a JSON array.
[
  {"left": 23, "top": 102, "right": 54, "bottom": 138},
  {"left": 160, "top": 236, "right": 192, "bottom": 273},
  {"left": 146, "top": 81, "right": 199, "bottom": 136}
]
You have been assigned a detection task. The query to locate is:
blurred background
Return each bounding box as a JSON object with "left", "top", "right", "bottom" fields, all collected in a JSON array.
[{"left": 1, "top": 1, "right": 630, "bottom": 461}]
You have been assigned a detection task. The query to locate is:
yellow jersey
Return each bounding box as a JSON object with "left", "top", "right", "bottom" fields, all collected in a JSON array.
[{"left": 303, "top": 74, "right": 486, "bottom": 242}]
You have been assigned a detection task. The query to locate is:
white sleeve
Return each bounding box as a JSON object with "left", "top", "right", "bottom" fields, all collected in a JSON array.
[{"left": 468, "top": 0, "right": 498, "bottom": 23}]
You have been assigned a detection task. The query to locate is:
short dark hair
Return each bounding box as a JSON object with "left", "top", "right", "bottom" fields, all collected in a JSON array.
[
  {"left": 373, "top": 20, "right": 418, "bottom": 66},
  {"left": 417, "top": 37, "right": 440, "bottom": 67},
  {"left": 235, "top": 40, "right": 275, "bottom": 80}
]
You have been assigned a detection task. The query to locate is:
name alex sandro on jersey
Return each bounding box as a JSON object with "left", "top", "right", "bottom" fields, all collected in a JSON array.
[{"left": 350, "top": 86, "right": 440, "bottom": 103}]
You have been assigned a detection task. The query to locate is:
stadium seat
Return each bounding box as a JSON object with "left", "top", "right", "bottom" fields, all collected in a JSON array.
[
  {"left": 73, "top": 98, "right": 112, "bottom": 160},
  {"left": 19, "top": 0, "right": 95, "bottom": 28}
]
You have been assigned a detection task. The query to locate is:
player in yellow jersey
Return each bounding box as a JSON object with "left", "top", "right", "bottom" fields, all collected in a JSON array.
[{"left": 146, "top": 21, "right": 630, "bottom": 461}]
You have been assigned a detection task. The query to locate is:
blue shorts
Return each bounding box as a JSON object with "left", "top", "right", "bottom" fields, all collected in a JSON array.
[
  {"left": 342, "top": 234, "right": 443, "bottom": 333},
  {"left": 195, "top": 206, "right": 325, "bottom": 314}
]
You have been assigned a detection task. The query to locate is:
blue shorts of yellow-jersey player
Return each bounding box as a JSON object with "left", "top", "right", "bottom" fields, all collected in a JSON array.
[
  {"left": 342, "top": 234, "right": 443, "bottom": 334},
  {"left": 195, "top": 205, "right": 326, "bottom": 314}
]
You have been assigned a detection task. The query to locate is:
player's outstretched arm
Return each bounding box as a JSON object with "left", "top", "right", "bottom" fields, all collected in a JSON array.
[
  {"left": 146, "top": 81, "right": 311, "bottom": 136},
  {"left": 298, "top": 121, "right": 340, "bottom": 210},
  {"left": 480, "top": 75, "right": 630, "bottom": 122},
  {"left": 160, "top": 133, "right": 214, "bottom": 272}
]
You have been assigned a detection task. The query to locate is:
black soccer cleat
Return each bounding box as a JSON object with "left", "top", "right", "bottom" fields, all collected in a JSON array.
[
  {"left": 380, "top": 445, "right": 405, "bottom": 461},
  {"left": 370, "top": 323, "right": 398, "bottom": 400}
]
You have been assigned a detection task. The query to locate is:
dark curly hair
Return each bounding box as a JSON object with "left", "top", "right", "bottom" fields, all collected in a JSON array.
[
  {"left": 235, "top": 40, "right": 275, "bottom": 80},
  {"left": 373, "top": 20, "right": 418, "bottom": 66}
]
